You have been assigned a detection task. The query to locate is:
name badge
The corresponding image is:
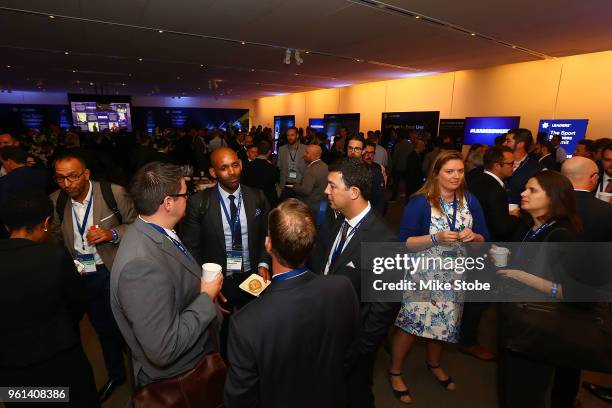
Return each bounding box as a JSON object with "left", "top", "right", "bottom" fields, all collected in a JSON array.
[
  {"left": 288, "top": 170, "right": 298, "bottom": 180},
  {"left": 227, "top": 250, "right": 243, "bottom": 273},
  {"left": 75, "top": 253, "right": 97, "bottom": 273}
]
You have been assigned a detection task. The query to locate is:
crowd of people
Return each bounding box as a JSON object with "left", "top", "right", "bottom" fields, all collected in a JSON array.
[{"left": 0, "top": 122, "right": 611, "bottom": 408}]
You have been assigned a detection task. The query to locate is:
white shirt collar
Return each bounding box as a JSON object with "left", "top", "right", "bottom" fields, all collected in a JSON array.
[
  {"left": 346, "top": 202, "right": 371, "bottom": 228},
  {"left": 218, "top": 184, "right": 242, "bottom": 201},
  {"left": 574, "top": 189, "right": 591, "bottom": 192},
  {"left": 539, "top": 153, "right": 552, "bottom": 162},
  {"left": 483, "top": 170, "right": 505, "bottom": 188},
  {"left": 71, "top": 180, "right": 93, "bottom": 206},
  {"left": 308, "top": 159, "right": 321, "bottom": 167},
  {"left": 138, "top": 215, "right": 179, "bottom": 241}
]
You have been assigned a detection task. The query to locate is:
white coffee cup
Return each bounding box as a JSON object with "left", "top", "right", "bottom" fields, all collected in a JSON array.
[
  {"left": 202, "top": 263, "right": 222, "bottom": 282},
  {"left": 490, "top": 245, "right": 511, "bottom": 268},
  {"left": 508, "top": 204, "right": 519, "bottom": 212}
]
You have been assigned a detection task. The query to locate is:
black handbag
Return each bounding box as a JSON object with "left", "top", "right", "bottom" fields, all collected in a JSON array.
[{"left": 502, "top": 301, "right": 612, "bottom": 373}]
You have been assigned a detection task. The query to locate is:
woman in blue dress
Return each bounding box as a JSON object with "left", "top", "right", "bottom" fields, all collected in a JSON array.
[{"left": 387, "top": 150, "right": 489, "bottom": 404}]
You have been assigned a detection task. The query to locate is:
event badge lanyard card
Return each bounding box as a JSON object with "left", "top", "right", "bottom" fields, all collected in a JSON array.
[
  {"left": 218, "top": 189, "right": 243, "bottom": 273},
  {"left": 288, "top": 144, "right": 299, "bottom": 181},
  {"left": 73, "top": 189, "right": 97, "bottom": 273},
  {"left": 439, "top": 194, "right": 462, "bottom": 258}
]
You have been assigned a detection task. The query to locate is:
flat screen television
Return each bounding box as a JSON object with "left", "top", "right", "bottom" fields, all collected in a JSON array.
[
  {"left": 68, "top": 94, "right": 133, "bottom": 132},
  {"left": 538, "top": 119, "right": 588, "bottom": 157},
  {"left": 463, "top": 116, "right": 520, "bottom": 146},
  {"left": 323, "top": 113, "right": 360, "bottom": 141}
]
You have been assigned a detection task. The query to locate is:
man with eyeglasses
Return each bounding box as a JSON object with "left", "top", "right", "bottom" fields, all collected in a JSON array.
[
  {"left": 347, "top": 136, "right": 387, "bottom": 215},
  {"left": 50, "top": 153, "right": 136, "bottom": 403}
]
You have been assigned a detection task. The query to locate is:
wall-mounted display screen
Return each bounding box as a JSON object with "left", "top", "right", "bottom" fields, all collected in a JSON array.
[{"left": 464, "top": 116, "right": 520, "bottom": 145}]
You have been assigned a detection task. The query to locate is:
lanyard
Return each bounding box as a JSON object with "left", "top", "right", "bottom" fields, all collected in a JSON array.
[
  {"left": 272, "top": 267, "right": 308, "bottom": 283},
  {"left": 439, "top": 193, "right": 458, "bottom": 232},
  {"left": 330, "top": 215, "right": 367, "bottom": 264},
  {"left": 72, "top": 186, "right": 94, "bottom": 251},
  {"left": 217, "top": 187, "right": 242, "bottom": 239},
  {"left": 289, "top": 143, "right": 300, "bottom": 162},
  {"left": 147, "top": 222, "right": 193, "bottom": 260},
  {"left": 522, "top": 223, "right": 549, "bottom": 241}
]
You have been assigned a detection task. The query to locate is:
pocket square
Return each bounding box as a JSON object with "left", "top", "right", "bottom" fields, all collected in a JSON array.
[
  {"left": 255, "top": 208, "right": 262, "bottom": 216},
  {"left": 346, "top": 261, "right": 356, "bottom": 269}
]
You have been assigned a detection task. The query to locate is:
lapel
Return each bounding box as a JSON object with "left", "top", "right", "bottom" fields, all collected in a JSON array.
[
  {"left": 208, "top": 188, "right": 226, "bottom": 253},
  {"left": 329, "top": 210, "right": 375, "bottom": 275},
  {"left": 91, "top": 181, "right": 104, "bottom": 225},
  {"left": 136, "top": 218, "right": 202, "bottom": 279},
  {"left": 242, "top": 186, "right": 257, "bottom": 256},
  {"left": 61, "top": 198, "right": 75, "bottom": 253}
]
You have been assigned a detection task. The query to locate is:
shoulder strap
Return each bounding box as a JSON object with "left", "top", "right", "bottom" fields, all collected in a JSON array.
[
  {"left": 56, "top": 190, "right": 68, "bottom": 224},
  {"left": 199, "top": 189, "right": 211, "bottom": 219},
  {"left": 100, "top": 181, "right": 123, "bottom": 225}
]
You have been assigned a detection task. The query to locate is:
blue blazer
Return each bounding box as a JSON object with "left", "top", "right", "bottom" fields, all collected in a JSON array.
[{"left": 399, "top": 193, "right": 490, "bottom": 241}]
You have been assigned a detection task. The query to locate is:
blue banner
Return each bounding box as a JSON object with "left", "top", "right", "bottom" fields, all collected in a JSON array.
[
  {"left": 464, "top": 116, "right": 520, "bottom": 146},
  {"left": 538, "top": 119, "right": 588, "bottom": 156}
]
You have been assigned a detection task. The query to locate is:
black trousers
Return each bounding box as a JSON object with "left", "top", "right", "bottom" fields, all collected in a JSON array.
[
  {"left": 82, "top": 264, "right": 126, "bottom": 381},
  {"left": 219, "top": 272, "right": 256, "bottom": 360},
  {"left": 498, "top": 349, "right": 579, "bottom": 408},
  {"left": 459, "top": 302, "right": 489, "bottom": 346},
  {"left": 346, "top": 352, "right": 376, "bottom": 408}
]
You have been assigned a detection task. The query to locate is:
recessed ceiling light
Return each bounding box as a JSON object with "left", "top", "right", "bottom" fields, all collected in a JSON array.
[
  {"left": 305, "top": 51, "right": 310, "bottom": 54},
  {"left": 200, "top": 64, "right": 204, "bottom": 67},
  {"left": 72, "top": 69, "right": 76, "bottom": 73},
  {"left": 355, "top": 58, "right": 363, "bottom": 62},
  {"left": 158, "top": 30, "right": 164, "bottom": 33},
  {"left": 415, "top": 16, "right": 420, "bottom": 19},
  {"left": 64, "top": 51, "right": 69, "bottom": 55},
  {"left": 176, "top": 76, "right": 181, "bottom": 80},
  {"left": 294, "top": 73, "right": 299, "bottom": 76},
  {"left": 6, "top": 65, "right": 11, "bottom": 68},
  {"left": 138, "top": 58, "right": 143, "bottom": 62},
  {"left": 49, "top": 15, "right": 55, "bottom": 19},
  {"left": 250, "top": 69, "right": 255, "bottom": 72},
  {"left": 121, "top": 83, "right": 126, "bottom": 86},
  {"left": 89, "top": 82, "right": 94, "bottom": 86},
  {"left": 471, "top": 33, "right": 476, "bottom": 36},
  {"left": 512, "top": 45, "right": 517, "bottom": 49},
  {"left": 241, "top": 41, "right": 246, "bottom": 45},
  {"left": 197, "top": 87, "right": 201, "bottom": 90},
  {"left": 128, "top": 73, "right": 132, "bottom": 77}
]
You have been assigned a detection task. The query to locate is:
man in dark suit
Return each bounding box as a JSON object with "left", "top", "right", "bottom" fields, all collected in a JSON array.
[
  {"left": 0, "top": 147, "right": 49, "bottom": 205},
  {"left": 224, "top": 199, "right": 360, "bottom": 408},
  {"left": 181, "top": 147, "right": 271, "bottom": 355},
  {"left": 462, "top": 146, "right": 520, "bottom": 361},
  {"left": 536, "top": 140, "right": 560, "bottom": 171},
  {"left": 309, "top": 157, "right": 397, "bottom": 408},
  {"left": 241, "top": 140, "right": 280, "bottom": 208},
  {"left": 363, "top": 141, "right": 388, "bottom": 215},
  {"left": 504, "top": 128, "right": 543, "bottom": 204}
]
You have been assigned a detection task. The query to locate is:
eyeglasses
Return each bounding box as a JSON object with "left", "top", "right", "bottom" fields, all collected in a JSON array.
[
  {"left": 347, "top": 146, "right": 363, "bottom": 152},
  {"left": 54, "top": 172, "right": 85, "bottom": 184},
  {"left": 169, "top": 191, "right": 191, "bottom": 199},
  {"left": 499, "top": 161, "right": 514, "bottom": 166}
]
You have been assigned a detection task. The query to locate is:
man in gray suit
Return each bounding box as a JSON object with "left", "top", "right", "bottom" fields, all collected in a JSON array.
[
  {"left": 111, "top": 162, "right": 223, "bottom": 387},
  {"left": 292, "top": 145, "right": 328, "bottom": 216},
  {"left": 277, "top": 127, "right": 306, "bottom": 188}
]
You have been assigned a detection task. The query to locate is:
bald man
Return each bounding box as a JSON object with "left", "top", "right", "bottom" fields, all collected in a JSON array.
[
  {"left": 180, "top": 148, "right": 271, "bottom": 356},
  {"left": 292, "top": 144, "right": 329, "bottom": 216},
  {"left": 562, "top": 156, "right": 612, "bottom": 242}
]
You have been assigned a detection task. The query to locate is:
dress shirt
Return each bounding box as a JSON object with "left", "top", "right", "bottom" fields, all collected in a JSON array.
[
  {"left": 324, "top": 202, "right": 371, "bottom": 275},
  {"left": 513, "top": 153, "right": 528, "bottom": 171},
  {"left": 71, "top": 181, "right": 102, "bottom": 265},
  {"left": 483, "top": 170, "right": 505, "bottom": 188}
]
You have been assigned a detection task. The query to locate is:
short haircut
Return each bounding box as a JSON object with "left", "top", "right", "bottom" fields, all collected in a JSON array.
[
  {"left": 268, "top": 198, "right": 316, "bottom": 268},
  {"left": 129, "top": 162, "right": 182, "bottom": 215},
  {"left": 0, "top": 146, "right": 27, "bottom": 164},
  {"left": 0, "top": 189, "right": 53, "bottom": 232},
  {"left": 257, "top": 140, "right": 271, "bottom": 155},
  {"left": 53, "top": 152, "right": 88, "bottom": 169},
  {"left": 577, "top": 139, "right": 593, "bottom": 149},
  {"left": 593, "top": 138, "right": 611, "bottom": 152},
  {"left": 508, "top": 128, "right": 534, "bottom": 150},
  {"left": 365, "top": 141, "right": 377, "bottom": 149},
  {"left": 246, "top": 144, "right": 257, "bottom": 150},
  {"left": 328, "top": 157, "right": 372, "bottom": 199},
  {"left": 540, "top": 140, "right": 554, "bottom": 153},
  {"left": 287, "top": 126, "right": 298, "bottom": 133},
  {"left": 484, "top": 146, "right": 513, "bottom": 170},
  {"left": 550, "top": 134, "right": 562, "bottom": 141},
  {"left": 347, "top": 135, "right": 365, "bottom": 148}
]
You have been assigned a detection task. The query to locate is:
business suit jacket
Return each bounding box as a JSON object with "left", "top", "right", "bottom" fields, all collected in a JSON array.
[
  {"left": 277, "top": 143, "right": 306, "bottom": 186},
  {"left": 293, "top": 159, "right": 329, "bottom": 215},
  {"left": 574, "top": 190, "right": 612, "bottom": 242},
  {"left": 241, "top": 157, "right": 280, "bottom": 208},
  {"left": 110, "top": 218, "right": 221, "bottom": 381},
  {"left": 468, "top": 172, "right": 521, "bottom": 241},
  {"left": 224, "top": 271, "right": 360, "bottom": 408},
  {"left": 181, "top": 184, "right": 271, "bottom": 273},
  {"left": 50, "top": 181, "right": 137, "bottom": 270},
  {"left": 309, "top": 209, "right": 398, "bottom": 358},
  {"left": 0, "top": 165, "right": 50, "bottom": 204},
  {"left": 507, "top": 157, "right": 543, "bottom": 204},
  {"left": 369, "top": 162, "right": 387, "bottom": 215},
  {"left": 538, "top": 154, "right": 560, "bottom": 171}
]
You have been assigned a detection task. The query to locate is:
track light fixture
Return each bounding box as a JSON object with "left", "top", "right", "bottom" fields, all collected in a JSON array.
[
  {"left": 294, "top": 50, "right": 303, "bottom": 66},
  {"left": 284, "top": 49, "right": 292, "bottom": 65}
]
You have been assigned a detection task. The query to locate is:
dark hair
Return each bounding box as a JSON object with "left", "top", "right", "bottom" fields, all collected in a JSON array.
[
  {"left": 328, "top": 157, "right": 372, "bottom": 199},
  {"left": 483, "top": 146, "right": 513, "bottom": 170},
  {"left": 550, "top": 134, "right": 562, "bottom": 142},
  {"left": 287, "top": 126, "right": 298, "bottom": 134},
  {"left": 130, "top": 162, "right": 182, "bottom": 215},
  {"left": 365, "top": 141, "right": 377, "bottom": 149},
  {"left": 268, "top": 199, "right": 316, "bottom": 268},
  {"left": 347, "top": 135, "right": 365, "bottom": 149},
  {"left": 468, "top": 143, "right": 485, "bottom": 153},
  {"left": 532, "top": 171, "right": 582, "bottom": 234},
  {"left": 0, "top": 189, "right": 53, "bottom": 232},
  {"left": 246, "top": 144, "right": 257, "bottom": 150},
  {"left": 0, "top": 146, "right": 27, "bottom": 164},
  {"left": 539, "top": 140, "right": 554, "bottom": 153},
  {"left": 53, "top": 152, "right": 88, "bottom": 169},
  {"left": 508, "top": 128, "right": 533, "bottom": 150},
  {"left": 494, "top": 134, "right": 507, "bottom": 146},
  {"left": 592, "top": 138, "right": 611, "bottom": 153},
  {"left": 577, "top": 139, "right": 593, "bottom": 149},
  {"left": 257, "top": 140, "right": 271, "bottom": 155}
]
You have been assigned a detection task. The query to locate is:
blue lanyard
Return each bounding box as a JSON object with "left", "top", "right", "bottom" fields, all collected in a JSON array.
[
  {"left": 272, "top": 267, "right": 308, "bottom": 283},
  {"left": 72, "top": 185, "right": 94, "bottom": 251},
  {"left": 289, "top": 143, "right": 299, "bottom": 162},
  {"left": 146, "top": 222, "right": 193, "bottom": 260},
  {"left": 217, "top": 187, "right": 242, "bottom": 238},
  {"left": 330, "top": 216, "right": 367, "bottom": 264},
  {"left": 439, "top": 193, "right": 459, "bottom": 232},
  {"left": 522, "top": 223, "right": 549, "bottom": 241}
]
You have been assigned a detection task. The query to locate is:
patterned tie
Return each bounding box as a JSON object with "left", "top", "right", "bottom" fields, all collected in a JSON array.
[
  {"left": 330, "top": 221, "right": 350, "bottom": 268},
  {"left": 228, "top": 195, "right": 242, "bottom": 250},
  {"left": 606, "top": 178, "right": 612, "bottom": 193}
]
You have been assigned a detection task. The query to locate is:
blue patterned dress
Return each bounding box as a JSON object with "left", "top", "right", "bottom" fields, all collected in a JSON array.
[{"left": 395, "top": 197, "right": 473, "bottom": 343}]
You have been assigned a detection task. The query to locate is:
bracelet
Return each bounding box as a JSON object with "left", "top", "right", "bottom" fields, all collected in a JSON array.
[
  {"left": 111, "top": 229, "right": 119, "bottom": 244},
  {"left": 550, "top": 282, "right": 558, "bottom": 298},
  {"left": 430, "top": 234, "right": 438, "bottom": 245}
]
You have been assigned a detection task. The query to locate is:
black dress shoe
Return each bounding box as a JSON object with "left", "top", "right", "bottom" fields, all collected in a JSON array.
[
  {"left": 98, "top": 378, "right": 125, "bottom": 403},
  {"left": 583, "top": 382, "right": 612, "bottom": 404}
]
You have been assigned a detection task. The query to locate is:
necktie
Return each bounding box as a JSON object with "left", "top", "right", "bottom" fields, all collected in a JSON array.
[
  {"left": 606, "top": 178, "right": 612, "bottom": 193},
  {"left": 330, "top": 221, "right": 350, "bottom": 268},
  {"left": 228, "top": 195, "right": 242, "bottom": 249}
]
